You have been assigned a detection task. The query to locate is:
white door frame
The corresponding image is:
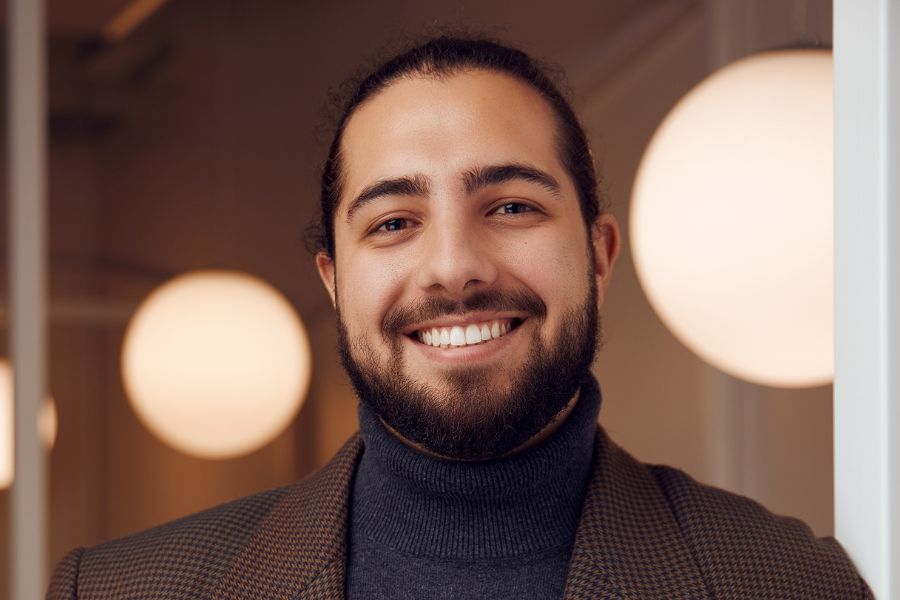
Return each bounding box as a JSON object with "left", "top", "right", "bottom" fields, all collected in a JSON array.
[{"left": 835, "top": 0, "right": 900, "bottom": 597}]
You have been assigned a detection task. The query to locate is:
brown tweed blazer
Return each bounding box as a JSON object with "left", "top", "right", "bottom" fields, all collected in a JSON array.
[{"left": 47, "top": 428, "right": 872, "bottom": 600}]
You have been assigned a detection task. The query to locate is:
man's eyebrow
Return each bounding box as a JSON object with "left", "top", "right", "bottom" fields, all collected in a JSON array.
[
  {"left": 463, "top": 164, "right": 563, "bottom": 197},
  {"left": 346, "top": 175, "right": 430, "bottom": 223}
]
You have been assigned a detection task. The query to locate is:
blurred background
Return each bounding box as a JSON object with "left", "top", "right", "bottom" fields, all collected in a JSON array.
[{"left": 0, "top": 0, "right": 834, "bottom": 591}]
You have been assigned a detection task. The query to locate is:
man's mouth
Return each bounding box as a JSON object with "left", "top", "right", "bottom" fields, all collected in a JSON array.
[{"left": 414, "top": 318, "right": 521, "bottom": 348}]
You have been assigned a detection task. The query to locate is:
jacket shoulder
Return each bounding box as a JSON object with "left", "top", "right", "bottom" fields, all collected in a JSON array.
[
  {"left": 48, "top": 485, "right": 292, "bottom": 600},
  {"left": 650, "top": 465, "right": 872, "bottom": 599},
  {"left": 48, "top": 433, "right": 363, "bottom": 600}
]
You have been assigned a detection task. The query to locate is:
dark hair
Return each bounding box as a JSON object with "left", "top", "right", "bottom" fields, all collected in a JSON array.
[{"left": 308, "top": 35, "right": 605, "bottom": 259}]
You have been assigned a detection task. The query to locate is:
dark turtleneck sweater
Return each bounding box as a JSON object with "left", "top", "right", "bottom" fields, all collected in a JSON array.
[{"left": 346, "top": 378, "right": 601, "bottom": 599}]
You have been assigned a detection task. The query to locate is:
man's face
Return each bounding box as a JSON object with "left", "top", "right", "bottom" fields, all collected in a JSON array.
[{"left": 317, "top": 70, "right": 618, "bottom": 459}]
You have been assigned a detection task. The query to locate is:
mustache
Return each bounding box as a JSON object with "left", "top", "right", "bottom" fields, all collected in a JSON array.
[{"left": 383, "top": 288, "right": 547, "bottom": 335}]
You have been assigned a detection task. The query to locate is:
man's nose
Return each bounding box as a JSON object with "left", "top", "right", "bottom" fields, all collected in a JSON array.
[{"left": 416, "top": 219, "right": 499, "bottom": 295}]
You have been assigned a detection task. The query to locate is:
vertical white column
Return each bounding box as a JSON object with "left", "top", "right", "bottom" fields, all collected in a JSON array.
[
  {"left": 834, "top": 0, "right": 900, "bottom": 597},
  {"left": 8, "top": 0, "right": 48, "bottom": 598}
]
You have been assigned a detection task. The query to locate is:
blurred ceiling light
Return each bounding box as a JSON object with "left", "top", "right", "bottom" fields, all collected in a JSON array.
[
  {"left": 0, "top": 359, "right": 58, "bottom": 490},
  {"left": 121, "top": 269, "right": 311, "bottom": 459},
  {"left": 104, "top": 0, "right": 171, "bottom": 43},
  {"left": 630, "top": 49, "right": 833, "bottom": 388},
  {"left": 0, "top": 361, "right": 10, "bottom": 489},
  {"left": 40, "top": 394, "right": 58, "bottom": 452}
]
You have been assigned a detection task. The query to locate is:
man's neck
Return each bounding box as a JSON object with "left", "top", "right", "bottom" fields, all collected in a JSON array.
[{"left": 350, "top": 376, "right": 602, "bottom": 559}]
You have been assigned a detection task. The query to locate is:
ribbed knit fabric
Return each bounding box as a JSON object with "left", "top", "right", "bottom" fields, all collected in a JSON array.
[{"left": 346, "top": 378, "right": 601, "bottom": 599}]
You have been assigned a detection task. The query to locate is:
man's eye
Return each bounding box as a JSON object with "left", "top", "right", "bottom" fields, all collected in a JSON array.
[
  {"left": 377, "top": 218, "right": 407, "bottom": 232},
  {"left": 495, "top": 202, "right": 531, "bottom": 215}
]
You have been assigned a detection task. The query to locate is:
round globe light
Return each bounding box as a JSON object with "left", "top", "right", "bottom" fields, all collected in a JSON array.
[
  {"left": 121, "top": 269, "right": 311, "bottom": 459},
  {"left": 39, "top": 394, "right": 57, "bottom": 451},
  {"left": 0, "top": 361, "right": 12, "bottom": 489},
  {"left": 630, "top": 49, "right": 833, "bottom": 388},
  {"left": 0, "top": 359, "right": 57, "bottom": 489}
]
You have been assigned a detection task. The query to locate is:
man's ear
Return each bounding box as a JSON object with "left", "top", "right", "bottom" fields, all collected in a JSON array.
[
  {"left": 316, "top": 253, "right": 337, "bottom": 309},
  {"left": 591, "top": 213, "right": 621, "bottom": 300}
]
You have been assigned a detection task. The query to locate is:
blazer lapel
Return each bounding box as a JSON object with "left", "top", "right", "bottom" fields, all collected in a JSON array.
[
  {"left": 564, "top": 428, "right": 711, "bottom": 600},
  {"left": 211, "top": 434, "right": 363, "bottom": 600}
]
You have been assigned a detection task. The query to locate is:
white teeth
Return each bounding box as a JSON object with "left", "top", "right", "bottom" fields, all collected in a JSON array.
[
  {"left": 450, "top": 326, "right": 466, "bottom": 346},
  {"left": 418, "top": 320, "right": 516, "bottom": 347}
]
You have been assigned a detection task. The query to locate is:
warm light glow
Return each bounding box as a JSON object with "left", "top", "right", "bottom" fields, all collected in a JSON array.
[
  {"left": 104, "top": 0, "right": 171, "bottom": 42},
  {"left": 0, "top": 359, "right": 57, "bottom": 490},
  {"left": 121, "top": 269, "right": 311, "bottom": 459},
  {"left": 39, "top": 395, "right": 58, "bottom": 452},
  {"left": 631, "top": 49, "right": 833, "bottom": 388},
  {"left": 0, "top": 361, "right": 11, "bottom": 489}
]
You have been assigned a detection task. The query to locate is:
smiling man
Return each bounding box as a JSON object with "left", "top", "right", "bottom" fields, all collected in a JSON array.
[{"left": 48, "top": 36, "right": 870, "bottom": 600}]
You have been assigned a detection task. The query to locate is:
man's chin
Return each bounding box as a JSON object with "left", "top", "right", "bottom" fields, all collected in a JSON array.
[
  {"left": 346, "top": 344, "right": 590, "bottom": 460},
  {"left": 369, "top": 390, "right": 564, "bottom": 461},
  {"left": 381, "top": 403, "right": 566, "bottom": 462},
  {"left": 336, "top": 286, "right": 600, "bottom": 460}
]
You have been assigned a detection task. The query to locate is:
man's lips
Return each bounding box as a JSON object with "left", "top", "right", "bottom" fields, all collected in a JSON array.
[
  {"left": 383, "top": 289, "right": 546, "bottom": 342},
  {"left": 410, "top": 317, "right": 521, "bottom": 348}
]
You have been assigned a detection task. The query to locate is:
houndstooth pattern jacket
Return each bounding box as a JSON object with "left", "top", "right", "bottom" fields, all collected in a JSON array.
[{"left": 47, "top": 428, "right": 872, "bottom": 600}]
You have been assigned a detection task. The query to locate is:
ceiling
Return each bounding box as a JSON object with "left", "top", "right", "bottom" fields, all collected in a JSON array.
[{"left": 0, "top": 0, "right": 168, "bottom": 37}]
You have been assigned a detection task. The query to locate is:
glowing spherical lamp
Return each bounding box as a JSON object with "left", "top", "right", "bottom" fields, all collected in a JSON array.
[
  {"left": 631, "top": 49, "right": 833, "bottom": 388},
  {"left": 0, "top": 359, "right": 57, "bottom": 489},
  {"left": 0, "top": 361, "right": 11, "bottom": 489},
  {"left": 39, "top": 395, "right": 58, "bottom": 451},
  {"left": 121, "top": 269, "right": 311, "bottom": 459}
]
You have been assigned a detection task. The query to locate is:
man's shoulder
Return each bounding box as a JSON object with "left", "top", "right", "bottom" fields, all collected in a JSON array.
[
  {"left": 48, "top": 434, "right": 364, "bottom": 600},
  {"left": 90, "top": 483, "right": 291, "bottom": 560},
  {"left": 574, "top": 430, "right": 870, "bottom": 598},
  {"left": 647, "top": 461, "right": 871, "bottom": 597},
  {"left": 648, "top": 461, "right": 844, "bottom": 557},
  {"left": 51, "top": 484, "right": 291, "bottom": 599}
]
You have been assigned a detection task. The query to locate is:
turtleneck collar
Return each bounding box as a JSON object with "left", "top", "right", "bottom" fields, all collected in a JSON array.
[{"left": 350, "top": 376, "right": 601, "bottom": 560}]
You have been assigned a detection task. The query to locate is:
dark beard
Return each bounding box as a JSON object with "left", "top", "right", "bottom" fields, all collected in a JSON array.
[{"left": 337, "top": 284, "right": 600, "bottom": 461}]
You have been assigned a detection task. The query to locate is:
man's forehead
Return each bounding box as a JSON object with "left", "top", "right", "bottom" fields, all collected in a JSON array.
[
  {"left": 346, "top": 69, "right": 553, "bottom": 130},
  {"left": 336, "top": 70, "right": 564, "bottom": 212}
]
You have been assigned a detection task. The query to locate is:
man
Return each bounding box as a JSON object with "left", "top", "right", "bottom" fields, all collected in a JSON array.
[{"left": 48, "top": 36, "right": 870, "bottom": 599}]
